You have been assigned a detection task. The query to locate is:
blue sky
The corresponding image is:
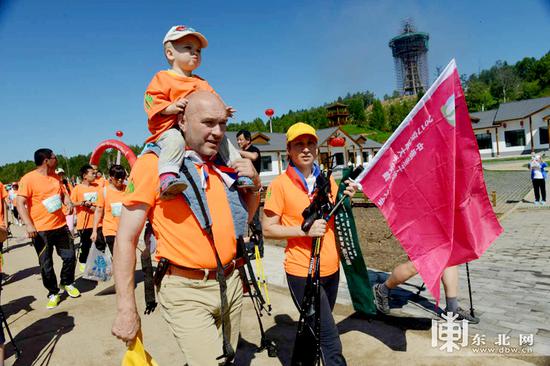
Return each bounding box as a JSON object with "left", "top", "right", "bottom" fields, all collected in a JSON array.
[{"left": 1, "top": 0, "right": 549, "bottom": 165}]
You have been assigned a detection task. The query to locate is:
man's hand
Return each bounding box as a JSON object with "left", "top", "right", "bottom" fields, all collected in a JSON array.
[
  {"left": 90, "top": 230, "right": 97, "bottom": 243},
  {"left": 112, "top": 307, "right": 141, "bottom": 345},
  {"left": 343, "top": 179, "right": 360, "bottom": 198},
  {"left": 306, "top": 219, "right": 327, "bottom": 238},
  {"left": 26, "top": 223, "right": 38, "bottom": 239},
  {"left": 161, "top": 98, "right": 188, "bottom": 115},
  {"left": 229, "top": 158, "right": 260, "bottom": 188}
]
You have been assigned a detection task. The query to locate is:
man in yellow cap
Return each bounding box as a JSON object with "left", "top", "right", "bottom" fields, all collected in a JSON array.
[{"left": 262, "top": 122, "right": 358, "bottom": 365}]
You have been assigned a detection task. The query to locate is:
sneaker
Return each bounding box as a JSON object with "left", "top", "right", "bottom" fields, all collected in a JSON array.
[
  {"left": 236, "top": 176, "right": 256, "bottom": 189},
  {"left": 444, "top": 307, "right": 480, "bottom": 324},
  {"left": 373, "top": 283, "right": 390, "bottom": 314},
  {"left": 159, "top": 175, "right": 187, "bottom": 200},
  {"left": 79, "top": 263, "right": 86, "bottom": 273},
  {"left": 541, "top": 201, "right": 546, "bottom": 205},
  {"left": 63, "top": 284, "right": 81, "bottom": 298},
  {"left": 47, "top": 294, "right": 61, "bottom": 309},
  {"left": 534, "top": 201, "right": 540, "bottom": 206}
]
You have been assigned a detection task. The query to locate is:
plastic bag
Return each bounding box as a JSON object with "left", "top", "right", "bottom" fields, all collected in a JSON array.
[
  {"left": 83, "top": 242, "right": 112, "bottom": 281},
  {"left": 122, "top": 330, "right": 159, "bottom": 366}
]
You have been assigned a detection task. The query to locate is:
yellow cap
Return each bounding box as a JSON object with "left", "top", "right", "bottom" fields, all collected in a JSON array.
[{"left": 286, "top": 122, "right": 318, "bottom": 143}]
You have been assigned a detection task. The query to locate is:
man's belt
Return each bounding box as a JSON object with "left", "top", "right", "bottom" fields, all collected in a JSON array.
[{"left": 167, "top": 258, "right": 245, "bottom": 281}]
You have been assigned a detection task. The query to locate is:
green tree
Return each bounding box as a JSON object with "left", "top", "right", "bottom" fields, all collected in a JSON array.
[
  {"left": 348, "top": 98, "right": 366, "bottom": 125},
  {"left": 368, "top": 100, "right": 386, "bottom": 130},
  {"left": 466, "top": 80, "right": 496, "bottom": 111}
]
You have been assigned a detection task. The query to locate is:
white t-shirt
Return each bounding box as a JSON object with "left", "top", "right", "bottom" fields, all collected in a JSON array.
[{"left": 531, "top": 161, "right": 544, "bottom": 179}]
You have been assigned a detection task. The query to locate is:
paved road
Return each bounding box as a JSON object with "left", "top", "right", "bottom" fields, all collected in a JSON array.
[{"left": 1, "top": 173, "right": 549, "bottom": 364}]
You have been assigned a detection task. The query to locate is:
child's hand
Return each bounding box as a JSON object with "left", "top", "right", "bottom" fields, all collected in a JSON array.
[
  {"left": 226, "top": 106, "right": 237, "bottom": 118},
  {"left": 162, "top": 98, "right": 188, "bottom": 115}
]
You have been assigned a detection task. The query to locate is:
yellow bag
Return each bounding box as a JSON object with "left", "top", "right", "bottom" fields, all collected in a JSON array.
[{"left": 121, "top": 330, "right": 159, "bottom": 366}]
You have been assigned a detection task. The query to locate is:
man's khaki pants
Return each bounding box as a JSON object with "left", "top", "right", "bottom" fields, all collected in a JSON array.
[{"left": 158, "top": 269, "right": 243, "bottom": 366}]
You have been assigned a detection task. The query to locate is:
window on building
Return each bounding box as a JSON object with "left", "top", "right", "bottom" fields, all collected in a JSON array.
[
  {"left": 334, "top": 152, "right": 344, "bottom": 166},
  {"left": 348, "top": 152, "right": 356, "bottom": 164},
  {"left": 281, "top": 154, "right": 289, "bottom": 170},
  {"left": 504, "top": 129, "right": 525, "bottom": 147},
  {"left": 476, "top": 133, "right": 492, "bottom": 150},
  {"left": 540, "top": 127, "right": 549, "bottom": 145},
  {"left": 320, "top": 153, "right": 330, "bottom": 167},
  {"left": 261, "top": 156, "right": 272, "bottom": 172}
]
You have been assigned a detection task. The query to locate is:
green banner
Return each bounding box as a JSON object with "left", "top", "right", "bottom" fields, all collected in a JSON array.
[{"left": 334, "top": 167, "right": 376, "bottom": 315}]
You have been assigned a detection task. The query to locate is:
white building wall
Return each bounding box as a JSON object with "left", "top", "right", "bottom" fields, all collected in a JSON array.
[
  {"left": 259, "top": 152, "right": 279, "bottom": 179},
  {"left": 497, "top": 119, "right": 526, "bottom": 155},
  {"left": 530, "top": 108, "right": 550, "bottom": 150}
]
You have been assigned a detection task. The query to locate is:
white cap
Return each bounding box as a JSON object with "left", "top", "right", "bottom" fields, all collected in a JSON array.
[
  {"left": 55, "top": 168, "right": 65, "bottom": 175},
  {"left": 163, "top": 25, "right": 208, "bottom": 48}
]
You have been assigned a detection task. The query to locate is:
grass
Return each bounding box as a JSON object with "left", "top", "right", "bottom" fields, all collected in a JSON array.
[
  {"left": 482, "top": 156, "right": 534, "bottom": 164},
  {"left": 340, "top": 125, "right": 392, "bottom": 143}
]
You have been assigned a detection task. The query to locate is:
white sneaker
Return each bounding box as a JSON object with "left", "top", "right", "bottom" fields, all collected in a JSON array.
[
  {"left": 534, "top": 201, "right": 540, "bottom": 206},
  {"left": 541, "top": 201, "right": 546, "bottom": 205}
]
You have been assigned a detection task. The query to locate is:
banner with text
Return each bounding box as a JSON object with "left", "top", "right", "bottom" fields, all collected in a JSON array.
[{"left": 357, "top": 59, "right": 503, "bottom": 303}]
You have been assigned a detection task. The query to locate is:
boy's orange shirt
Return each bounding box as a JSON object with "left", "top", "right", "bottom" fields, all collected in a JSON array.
[
  {"left": 18, "top": 170, "right": 67, "bottom": 232},
  {"left": 102, "top": 184, "right": 126, "bottom": 237},
  {"left": 264, "top": 173, "right": 340, "bottom": 278},
  {"left": 144, "top": 70, "right": 215, "bottom": 143},
  {"left": 71, "top": 183, "right": 103, "bottom": 230},
  {"left": 123, "top": 153, "right": 236, "bottom": 269}
]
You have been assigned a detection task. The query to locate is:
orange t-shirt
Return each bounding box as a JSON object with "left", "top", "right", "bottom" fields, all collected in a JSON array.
[
  {"left": 123, "top": 153, "right": 236, "bottom": 268},
  {"left": 144, "top": 70, "right": 215, "bottom": 143},
  {"left": 102, "top": 184, "right": 126, "bottom": 237},
  {"left": 71, "top": 183, "right": 103, "bottom": 230},
  {"left": 95, "top": 176, "right": 106, "bottom": 188},
  {"left": 264, "top": 173, "right": 340, "bottom": 277},
  {"left": 18, "top": 170, "right": 67, "bottom": 232},
  {"left": 0, "top": 182, "right": 7, "bottom": 226}
]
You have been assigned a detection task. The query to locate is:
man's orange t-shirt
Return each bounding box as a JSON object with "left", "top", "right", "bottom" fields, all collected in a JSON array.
[
  {"left": 102, "top": 184, "right": 126, "bottom": 237},
  {"left": 144, "top": 70, "right": 215, "bottom": 143},
  {"left": 18, "top": 170, "right": 67, "bottom": 232},
  {"left": 0, "top": 182, "right": 7, "bottom": 226},
  {"left": 71, "top": 183, "right": 103, "bottom": 230},
  {"left": 123, "top": 153, "right": 236, "bottom": 269},
  {"left": 95, "top": 176, "right": 106, "bottom": 188},
  {"left": 264, "top": 173, "right": 340, "bottom": 277}
]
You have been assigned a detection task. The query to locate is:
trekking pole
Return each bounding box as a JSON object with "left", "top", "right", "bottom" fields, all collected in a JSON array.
[
  {"left": 465, "top": 262, "right": 475, "bottom": 317},
  {"left": 237, "top": 237, "right": 278, "bottom": 357},
  {"left": 254, "top": 244, "right": 272, "bottom": 313}
]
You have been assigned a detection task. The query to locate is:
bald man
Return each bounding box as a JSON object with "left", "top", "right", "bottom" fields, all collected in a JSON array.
[{"left": 112, "top": 91, "right": 261, "bottom": 364}]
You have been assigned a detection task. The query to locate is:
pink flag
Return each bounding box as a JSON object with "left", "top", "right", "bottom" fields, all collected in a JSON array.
[{"left": 358, "top": 59, "right": 503, "bottom": 303}]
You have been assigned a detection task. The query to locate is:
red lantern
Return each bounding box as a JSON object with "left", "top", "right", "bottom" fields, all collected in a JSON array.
[
  {"left": 329, "top": 137, "right": 345, "bottom": 147},
  {"left": 116, "top": 130, "right": 124, "bottom": 138},
  {"left": 264, "top": 108, "right": 274, "bottom": 117}
]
